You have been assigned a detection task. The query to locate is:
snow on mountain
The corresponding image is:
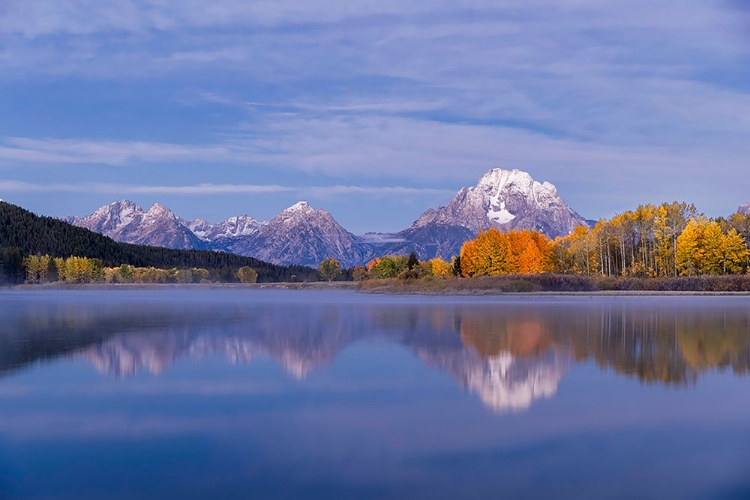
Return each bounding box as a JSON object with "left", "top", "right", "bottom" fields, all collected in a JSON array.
[
  {"left": 224, "top": 201, "right": 371, "bottom": 268},
  {"left": 739, "top": 203, "right": 750, "bottom": 215},
  {"left": 62, "top": 169, "right": 588, "bottom": 267},
  {"left": 412, "top": 168, "right": 588, "bottom": 237},
  {"left": 370, "top": 168, "right": 588, "bottom": 261},
  {"left": 67, "top": 200, "right": 205, "bottom": 250},
  {"left": 71, "top": 303, "right": 571, "bottom": 413},
  {"left": 185, "top": 218, "right": 212, "bottom": 239},
  {"left": 64, "top": 199, "right": 364, "bottom": 267},
  {"left": 462, "top": 350, "right": 570, "bottom": 413},
  {"left": 186, "top": 215, "right": 262, "bottom": 242}
]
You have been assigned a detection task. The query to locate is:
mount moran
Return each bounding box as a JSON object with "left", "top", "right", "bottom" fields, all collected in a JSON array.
[{"left": 64, "top": 169, "right": 589, "bottom": 268}]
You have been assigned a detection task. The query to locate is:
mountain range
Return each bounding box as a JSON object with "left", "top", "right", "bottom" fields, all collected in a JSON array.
[{"left": 63, "top": 169, "right": 591, "bottom": 267}]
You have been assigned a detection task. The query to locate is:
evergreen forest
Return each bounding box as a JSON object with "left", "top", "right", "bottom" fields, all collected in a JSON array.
[{"left": 0, "top": 201, "right": 318, "bottom": 284}]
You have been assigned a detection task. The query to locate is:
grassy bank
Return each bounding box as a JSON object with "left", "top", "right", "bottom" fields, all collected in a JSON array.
[{"left": 357, "top": 274, "right": 750, "bottom": 295}]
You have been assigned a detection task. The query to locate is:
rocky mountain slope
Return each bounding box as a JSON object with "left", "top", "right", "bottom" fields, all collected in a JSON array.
[
  {"left": 65, "top": 200, "right": 205, "bottom": 250},
  {"left": 222, "top": 202, "right": 370, "bottom": 268},
  {"left": 739, "top": 203, "right": 750, "bottom": 215},
  {"left": 185, "top": 215, "right": 261, "bottom": 242}
]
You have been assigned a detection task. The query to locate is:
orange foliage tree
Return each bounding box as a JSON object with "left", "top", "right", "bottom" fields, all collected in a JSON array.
[{"left": 459, "top": 228, "right": 553, "bottom": 276}]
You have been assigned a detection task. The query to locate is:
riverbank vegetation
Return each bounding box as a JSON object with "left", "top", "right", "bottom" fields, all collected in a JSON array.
[
  {"left": 355, "top": 202, "right": 750, "bottom": 292},
  {"left": 20, "top": 255, "right": 261, "bottom": 285},
  {"left": 4, "top": 200, "right": 750, "bottom": 290}
]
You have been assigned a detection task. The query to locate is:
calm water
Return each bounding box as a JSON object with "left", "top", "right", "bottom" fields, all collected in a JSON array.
[{"left": 1, "top": 290, "right": 749, "bottom": 499}]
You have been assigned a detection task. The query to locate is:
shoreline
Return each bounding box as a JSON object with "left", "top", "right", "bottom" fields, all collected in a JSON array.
[
  {"left": 4, "top": 282, "right": 358, "bottom": 291},
  {"left": 2, "top": 281, "right": 750, "bottom": 296}
]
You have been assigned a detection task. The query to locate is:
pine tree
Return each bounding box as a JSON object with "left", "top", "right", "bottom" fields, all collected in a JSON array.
[{"left": 407, "top": 252, "right": 419, "bottom": 271}]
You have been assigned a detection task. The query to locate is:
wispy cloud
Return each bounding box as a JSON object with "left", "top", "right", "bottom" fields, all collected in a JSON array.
[
  {"left": 1, "top": 0, "right": 749, "bottom": 220},
  {"left": 0, "top": 180, "right": 454, "bottom": 198},
  {"left": 0, "top": 137, "right": 240, "bottom": 165}
]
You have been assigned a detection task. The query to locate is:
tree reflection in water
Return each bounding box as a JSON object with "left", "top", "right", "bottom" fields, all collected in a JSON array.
[{"left": 1, "top": 295, "right": 749, "bottom": 413}]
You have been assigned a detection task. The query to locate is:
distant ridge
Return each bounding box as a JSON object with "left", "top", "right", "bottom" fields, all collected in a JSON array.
[{"left": 62, "top": 169, "right": 588, "bottom": 266}]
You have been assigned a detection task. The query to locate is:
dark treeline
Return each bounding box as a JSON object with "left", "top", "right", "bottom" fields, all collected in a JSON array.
[{"left": 0, "top": 201, "right": 318, "bottom": 284}]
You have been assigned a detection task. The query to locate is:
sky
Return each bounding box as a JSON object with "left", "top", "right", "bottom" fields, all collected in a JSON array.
[{"left": 0, "top": 0, "right": 749, "bottom": 233}]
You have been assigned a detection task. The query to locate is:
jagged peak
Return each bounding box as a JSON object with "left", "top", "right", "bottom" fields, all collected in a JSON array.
[
  {"left": 738, "top": 203, "right": 750, "bottom": 215},
  {"left": 95, "top": 199, "right": 142, "bottom": 213},
  {"left": 283, "top": 201, "right": 313, "bottom": 213},
  {"left": 146, "top": 202, "right": 175, "bottom": 216},
  {"left": 478, "top": 168, "right": 531, "bottom": 186},
  {"left": 223, "top": 214, "right": 259, "bottom": 224},
  {"left": 476, "top": 168, "right": 556, "bottom": 196},
  {"left": 112, "top": 199, "right": 140, "bottom": 207}
]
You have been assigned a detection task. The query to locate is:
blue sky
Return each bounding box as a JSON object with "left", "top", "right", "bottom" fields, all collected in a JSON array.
[{"left": 0, "top": 0, "right": 749, "bottom": 233}]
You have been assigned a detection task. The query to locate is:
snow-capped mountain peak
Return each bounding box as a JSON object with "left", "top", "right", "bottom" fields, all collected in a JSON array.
[
  {"left": 68, "top": 200, "right": 204, "bottom": 250},
  {"left": 412, "top": 168, "right": 587, "bottom": 238},
  {"left": 184, "top": 215, "right": 261, "bottom": 242},
  {"left": 74, "top": 200, "right": 142, "bottom": 233},
  {"left": 224, "top": 201, "right": 371, "bottom": 268},
  {"left": 281, "top": 201, "right": 315, "bottom": 216},
  {"left": 739, "top": 203, "right": 750, "bottom": 215},
  {"left": 145, "top": 203, "right": 177, "bottom": 220},
  {"left": 272, "top": 201, "right": 322, "bottom": 227},
  {"left": 185, "top": 218, "right": 212, "bottom": 239}
]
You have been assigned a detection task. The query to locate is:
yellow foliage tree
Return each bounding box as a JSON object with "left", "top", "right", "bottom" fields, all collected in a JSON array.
[
  {"left": 428, "top": 258, "right": 453, "bottom": 277},
  {"left": 676, "top": 219, "right": 703, "bottom": 276},
  {"left": 677, "top": 219, "right": 749, "bottom": 276}
]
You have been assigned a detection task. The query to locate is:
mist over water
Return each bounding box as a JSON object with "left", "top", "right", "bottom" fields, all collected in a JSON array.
[{"left": 1, "top": 290, "right": 749, "bottom": 499}]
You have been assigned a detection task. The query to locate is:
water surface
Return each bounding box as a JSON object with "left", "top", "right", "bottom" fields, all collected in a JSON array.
[{"left": 1, "top": 289, "right": 749, "bottom": 499}]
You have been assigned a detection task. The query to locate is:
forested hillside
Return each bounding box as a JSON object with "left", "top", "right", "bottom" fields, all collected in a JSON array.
[{"left": 0, "top": 201, "right": 318, "bottom": 284}]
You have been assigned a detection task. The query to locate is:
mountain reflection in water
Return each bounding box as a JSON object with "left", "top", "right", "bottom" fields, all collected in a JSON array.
[{"left": 1, "top": 292, "right": 749, "bottom": 414}]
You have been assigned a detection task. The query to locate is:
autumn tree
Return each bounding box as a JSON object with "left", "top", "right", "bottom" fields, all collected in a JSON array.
[
  {"left": 352, "top": 266, "right": 368, "bottom": 281},
  {"left": 654, "top": 202, "right": 697, "bottom": 277},
  {"left": 553, "top": 225, "right": 599, "bottom": 275},
  {"left": 460, "top": 229, "right": 553, "bottom": 276},
  {"left": 676, "top": 219, "right": 749, "bottom": 276},
  {"left": 429, "top": 258, "right": 453, "bottom": 277},
  {"left": 237, "top": 266, "right": 259, "bottom": 283},
  {"left": 368, "top": 255, "right": 408, "bottom": 279},
  {"left": 319, "top": 258, "right": 341, "bottom": 281},
  {"left": 676, "top": 219, "right": 702, "bottom": 276},
  {"left": 192, "top": 268, "right": 210, "bottom": 283},
  {"left": 117, "top": 264, "right": 134, "bottom": 283},
  {"left": 24, "top": 255, "right": 51, "bottom": 284},
  {"left": 460, "top": 229, "right": 511, "bottom": 276}
]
